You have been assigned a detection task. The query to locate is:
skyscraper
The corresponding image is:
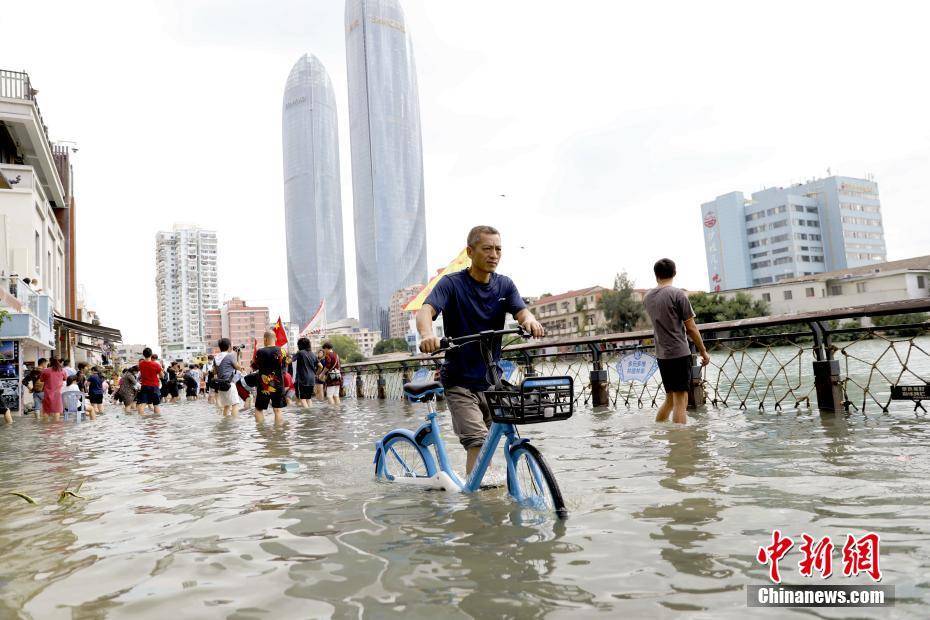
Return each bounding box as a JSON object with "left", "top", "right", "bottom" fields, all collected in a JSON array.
[
  {"left": 345, "top": 0, "right": 428, "bottom": 334},
  {"left": 282, "top": 54, "right": 347, "bottom": 329},
  {"left": 155, "top": 225, "right": 218, "bottom": 359},
  {"left": 701, "top": 175, "right": 887, "bottom": 291}
]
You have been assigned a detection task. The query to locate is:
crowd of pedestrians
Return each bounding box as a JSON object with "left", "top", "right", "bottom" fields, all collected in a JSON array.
[
  {"left": 4, "top": 332, "right": 343, "bottom": 427},
  {"left": 18, "top": 358, "right": 108, "bottom": 421}
]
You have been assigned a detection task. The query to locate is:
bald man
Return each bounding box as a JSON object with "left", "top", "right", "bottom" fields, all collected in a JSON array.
[{"left": 251, "top": 330, "right": 286, "bottom": 425}]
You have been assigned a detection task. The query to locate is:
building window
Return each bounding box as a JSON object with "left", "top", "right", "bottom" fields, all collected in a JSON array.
[
  {"left": 35, "top": 232, "right": 41, "bottom": 272},
  {"left": 829, "top": 285, "right": 843, "bottom": 296},
  {"left": 919, "top": 275, "right": 926, "bottom": 289},
  {"left": 761, "top": 293, "right": 771, "bottom": 302},
  {"left": 806, "top": 287, "right": 815, "bottom": 297},
  {"left": 856, "top": 282, "right": 867, "bottom": 293},
  {"left": 783, "top": 290, "right": 793, "bottom": 300}
]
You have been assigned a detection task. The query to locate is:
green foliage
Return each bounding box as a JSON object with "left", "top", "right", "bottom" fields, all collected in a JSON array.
[
  {"left": 347, "top": 352, "right": 366, "bottom": 363},
  {"left": 0, "top": 309, "right": 8, "bottom": 327},
  {"left": 870, "top": 312, "right": 929, "bottom": 336},
  {"left": 373, "top": 338, "right": 409, "bottom": 355},
  {"left": 598, "top": 272, "right": 645, "bottom": 333},
  {"left": 871, "top": 312, "right": 929, "bottom": 327},
  {"left": 689, "top": 292, "right": 769, "bottom": 324},
  {"left": 327, "top": 334, "right": 361, "bottom": 362}
]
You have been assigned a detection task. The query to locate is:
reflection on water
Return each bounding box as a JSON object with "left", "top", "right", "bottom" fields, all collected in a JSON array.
[{"left": 1, "top": 386, "right": 930, "bottom": 617}]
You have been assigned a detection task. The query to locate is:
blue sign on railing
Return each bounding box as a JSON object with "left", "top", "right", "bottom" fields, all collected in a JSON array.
[
  {"left": 498, "top": 360, "right": 517, "bottom": 382},
  {"left": 616, "top": 350, "right": 658, "bottom": 383},
  {"left": 412, "top": 368, "right": 432, "bottom": 383}
]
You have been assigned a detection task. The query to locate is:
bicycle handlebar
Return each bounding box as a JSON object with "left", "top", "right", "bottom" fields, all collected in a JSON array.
[{"left": 431, "top": 327, "right": 529, "bottom": 355}]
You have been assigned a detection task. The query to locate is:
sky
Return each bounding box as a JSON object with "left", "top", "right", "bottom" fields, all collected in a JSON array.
[{"left": 2, "top": 0, "right": 929, "bottom": 346}]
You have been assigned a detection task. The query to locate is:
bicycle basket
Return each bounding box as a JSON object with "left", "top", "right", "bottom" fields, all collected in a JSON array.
[{"left": 485, "top": 376, "right": 573, "bottom": 424}]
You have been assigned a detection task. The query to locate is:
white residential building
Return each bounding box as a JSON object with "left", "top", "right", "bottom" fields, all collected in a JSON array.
[
  {"left": 156, "top": 225, "right": 218, "bottom": 360},
  {"left": 311, "top": 317, "right": 381, "bottom": 359},
  {"left": 702, "top": 175, "right": 887, "bottom": 291},
  {"left": 0, "top": 70, "right": 68, "bottom": 413},
  {"left": 719, "top": 255, "right": 930, "bottom": 317}
]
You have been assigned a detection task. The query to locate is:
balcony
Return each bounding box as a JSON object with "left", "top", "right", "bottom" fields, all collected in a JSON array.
[
  {"left": 0, "top": 276, "right": 55, "bottom": 348},
  {"left": 0, "top": 70, "right": 66, "bottom": 206}
]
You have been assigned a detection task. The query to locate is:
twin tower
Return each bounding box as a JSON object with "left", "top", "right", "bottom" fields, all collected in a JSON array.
[{"left": 282, "top": 0, "right": 428, "bottom": 336}]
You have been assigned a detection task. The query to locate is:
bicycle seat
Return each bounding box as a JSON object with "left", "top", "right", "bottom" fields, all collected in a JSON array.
[{"left": 403, "top": 381, "right": 443, "bottom": 402}]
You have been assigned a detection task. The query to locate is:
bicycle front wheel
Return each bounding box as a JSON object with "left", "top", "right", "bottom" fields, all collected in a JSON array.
[
  {"left": 376, "top": 433, "right": 431, "bottom": 481},
  {"left": 507, "top": 443, "right": 567, "bottom": 519}
]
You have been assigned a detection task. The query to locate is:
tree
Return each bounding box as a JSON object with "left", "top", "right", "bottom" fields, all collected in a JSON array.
[
  {"left": 598, "top": 272, "right": 645, "bottom": 333},
  {"left": 689, "top": 292, "right": 769, "bottom": 324},
  {"left": 327, "top": 335, "right": 362, "bottom": 362},
  {"left": 373, "top": 338, "right": 409, "bottom": 355},
  {"left": 871, "top": 312, "right": 929, "bottom": 327}
]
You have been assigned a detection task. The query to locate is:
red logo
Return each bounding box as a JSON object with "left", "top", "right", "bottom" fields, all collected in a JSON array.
[
  {"left": 757, "top": 532, "right": 882, "bottom": 583},
  {"left": 703, "top": 212, "right": 717, "bottom": 228}
]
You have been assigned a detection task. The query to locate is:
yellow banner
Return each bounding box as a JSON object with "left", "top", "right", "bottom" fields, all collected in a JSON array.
[{"left": 403, "top": 248, "right": 471, "bottom": 312}]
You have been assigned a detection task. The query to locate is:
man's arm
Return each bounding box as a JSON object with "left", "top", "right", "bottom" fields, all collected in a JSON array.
[
  {"left": 514, "top": 308, "right": 544, "bottom": 338},
  {"left": 683, "top": 318, "right": 711, "bottom": 366},
  {"left": 417, "top": 304, "right": 442, "bottom": 353}
]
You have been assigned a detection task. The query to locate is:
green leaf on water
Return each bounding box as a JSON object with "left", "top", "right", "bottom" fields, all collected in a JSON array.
[{"left": 7, "top": 491, "right": 37, "bottom": 504}]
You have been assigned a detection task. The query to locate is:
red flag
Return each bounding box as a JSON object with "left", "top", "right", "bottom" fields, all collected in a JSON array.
[{"left": 273, "top": 316, "right": 288, "bottom": 347}]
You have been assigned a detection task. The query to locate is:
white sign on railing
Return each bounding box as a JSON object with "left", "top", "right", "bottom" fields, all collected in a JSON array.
[{"left": 616, "top": 350, "right": 659, "bottom": 383}]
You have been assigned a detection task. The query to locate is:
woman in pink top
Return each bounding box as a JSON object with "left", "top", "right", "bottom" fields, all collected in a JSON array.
[{"left": 40, "top": 357, "right": 67, "bottom": 421}]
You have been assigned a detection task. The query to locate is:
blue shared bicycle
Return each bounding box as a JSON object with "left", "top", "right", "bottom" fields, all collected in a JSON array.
[{"left": 373, "top": 327, "right": 573, "bottom": 519}]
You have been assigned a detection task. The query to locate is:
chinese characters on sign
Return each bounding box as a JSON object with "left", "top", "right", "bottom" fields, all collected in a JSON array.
[
  {"left": 757, "top": 531, "right": 882, "bottom": 583},
  {"left": 616, "top": 350, "right": 658, "bottom": 383}
]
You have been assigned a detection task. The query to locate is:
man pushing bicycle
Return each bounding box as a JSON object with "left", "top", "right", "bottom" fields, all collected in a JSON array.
[{"left": 418, "top": 225, "right": 545, "bottom": 475}]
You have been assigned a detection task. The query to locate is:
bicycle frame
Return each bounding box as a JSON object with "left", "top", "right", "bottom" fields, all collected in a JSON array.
[
  {"left": 375, "top": 328, "right": 559, "bottom": 507},
  {"left": 377, "top": 396, "right": 540, "bottom": 497}
]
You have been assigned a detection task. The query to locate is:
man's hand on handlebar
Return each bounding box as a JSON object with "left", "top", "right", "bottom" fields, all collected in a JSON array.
[
  {"left": 419, "top": 336, "right": 443, "bottom": 354},
  {"left": 520, "top": 318, "right": 545, "bottom": 338}
]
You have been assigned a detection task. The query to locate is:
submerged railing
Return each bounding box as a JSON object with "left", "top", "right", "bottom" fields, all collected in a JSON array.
[{"left": 341, "top": 298, "right": 930, "bottom": 414}]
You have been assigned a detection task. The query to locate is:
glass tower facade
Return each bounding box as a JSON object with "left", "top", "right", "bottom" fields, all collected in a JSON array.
[
  {"left": 282, "top": 54, "right": 347, "bottom": 328},
  {"left": 345, "top": 0, "right": 428, "bottom": 334}
]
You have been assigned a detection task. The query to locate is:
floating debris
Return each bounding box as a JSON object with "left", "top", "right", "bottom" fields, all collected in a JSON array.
[{"left": 6, "top": 491, "right": 37, "bottom": 504}]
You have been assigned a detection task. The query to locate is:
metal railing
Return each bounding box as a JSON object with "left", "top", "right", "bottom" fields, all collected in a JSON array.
[{"left": 340, "top": 298, "right": 930, "bottom": 413}]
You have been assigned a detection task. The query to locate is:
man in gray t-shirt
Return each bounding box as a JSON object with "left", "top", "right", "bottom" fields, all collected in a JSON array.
[{"left": 643, "top": 258, "right": 710, "bottom": 424}]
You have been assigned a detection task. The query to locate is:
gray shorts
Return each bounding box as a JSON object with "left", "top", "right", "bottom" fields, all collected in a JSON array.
[{"left": 444, "top": 385, "right": 492, "bottom": 450}]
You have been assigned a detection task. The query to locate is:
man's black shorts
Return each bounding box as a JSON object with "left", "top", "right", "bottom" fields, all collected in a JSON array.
[
  {"left": 296, "top": 384, "right": 314, "bottom": 399},
  {"left": 89, "top": 394, "right": 104, "bottom": 405},
  {"left": 137, "top": 385, "right": 162, "bottom": 405},
  {"left": 657, "top": 355, "right": 692, "bottom": 393},
  {"left": 255, "top": 390, "right": 287, "bottom": 411}
]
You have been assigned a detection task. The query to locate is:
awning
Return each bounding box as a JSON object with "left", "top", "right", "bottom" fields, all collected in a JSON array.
[
  {"left": 74, "top": 341, "right": 106, "bottom": 353},
  {"left": 53, "top": 314, "right": 122, "bottom": 342}
]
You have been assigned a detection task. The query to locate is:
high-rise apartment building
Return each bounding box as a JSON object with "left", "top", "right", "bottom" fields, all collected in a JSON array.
[
  {"left": 387, "top": 284, "right": 422, "bottom": 339},
  {"left": 155, "top": 225, "right": 218, "bottom": 359},
  {"left": 345, "top": 0, "right": 428, "bottom": 335},
  {"left": 701, "top": 175, "right": 887, "bottom": 291},
  {"left": 282, "top": 54, "right": 347, "bottom": 328}
]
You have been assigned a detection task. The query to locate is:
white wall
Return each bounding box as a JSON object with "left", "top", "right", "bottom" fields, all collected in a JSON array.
[{"left": 0, "top": 164, "right": 65, "bottom": 313}]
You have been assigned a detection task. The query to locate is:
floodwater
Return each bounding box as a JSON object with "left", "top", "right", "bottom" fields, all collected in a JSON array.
[{"left": 2, "top": 348, "right": 930, "bottom": 618}]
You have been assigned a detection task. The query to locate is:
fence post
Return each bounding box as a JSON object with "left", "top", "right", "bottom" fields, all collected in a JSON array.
[
  {"left": 809, "top": 321, "right": 843, "bottom": 413},
  {"left": 377, "top": 366, "right": 386, "bottom": 399},
  {"left": 521, "top": 351, "right": 537, "bottom": 378},
  {"left": 401, "top": 363, "right": 411, "bottom": 386},
  {"left": 587, "top": 343, "right": 609, "bottom": 407},
  {"left": 355, "top": 372, "right": 364, "bottom": 399},
  {"left": 688, "top": 340, "right": 706, "bottom": 409}
]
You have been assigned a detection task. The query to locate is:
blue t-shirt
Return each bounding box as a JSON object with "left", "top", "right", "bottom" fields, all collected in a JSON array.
[
  {"left": 424, "top": 269, "right": 526, "bottom": 390},
  {"left": 87, "top": 373, "right": 104, "bottom": 396}
]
